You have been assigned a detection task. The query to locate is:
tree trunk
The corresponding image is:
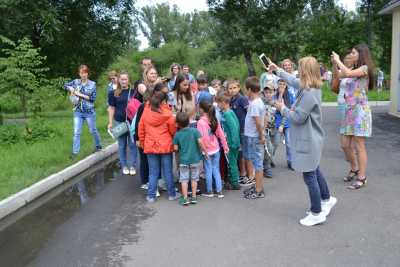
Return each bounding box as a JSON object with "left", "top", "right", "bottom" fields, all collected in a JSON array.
[{"left": 244, "top": 50, "right": 256, "bottom": 77}]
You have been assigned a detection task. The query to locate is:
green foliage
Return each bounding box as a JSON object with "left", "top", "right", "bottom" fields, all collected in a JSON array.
[
  {"left": 0, "top": 124, "right": 21, "bottom": 145},
  {"left": 0, "top": 0, "right": 139, "bottom": 79}
]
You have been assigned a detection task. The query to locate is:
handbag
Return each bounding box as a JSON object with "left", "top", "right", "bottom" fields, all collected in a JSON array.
[{"left": 109, "top": 88, "right": 132, "bottom": 139}]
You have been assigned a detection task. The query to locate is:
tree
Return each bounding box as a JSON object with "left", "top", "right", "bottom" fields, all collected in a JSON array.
[
  {"left": 208, "top": 0, "right": 307, "bottom": 76},
  {"left": 137, "top": 4, "right": 214, "bottom": 48},
  {"left": 0, "top": 0, "right": 139, "bottom": 79},
  {"left": 0, "top": 37, "right": 50, "bottom": 119}
]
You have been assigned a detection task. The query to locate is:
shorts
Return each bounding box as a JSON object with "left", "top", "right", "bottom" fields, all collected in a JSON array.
[
  {"left": 243, "top": 136, "right": 264, "bottom": 171},
  {"left": 179, "top": 163, "right": 201, "bottom": 182}
]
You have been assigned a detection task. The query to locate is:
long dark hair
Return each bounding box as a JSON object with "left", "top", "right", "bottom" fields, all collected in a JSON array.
[
  {"left": 173, "top": 74, "right": 192, "bottom": 101},
  {"left": 353, "top": 44, "right": 375, "bottom": 90},
  {"left": 199, "top": 101, "right": 218, "bottom": 134}
]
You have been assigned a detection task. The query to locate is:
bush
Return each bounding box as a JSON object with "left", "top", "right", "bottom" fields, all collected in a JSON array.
[
  {"left": 23, "top": 119, "right": 60, "bottom": 144},
  {"left": 0, "top": 124, "right": 22, "bottom": 144}
]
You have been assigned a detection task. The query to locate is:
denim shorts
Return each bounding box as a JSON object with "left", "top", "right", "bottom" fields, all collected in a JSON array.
[
  {"left": 179, "top": 163, "right": 201, "bottom": 182},
  {"left": 243, "top": 136, "right": 264, "bottom": 171}
]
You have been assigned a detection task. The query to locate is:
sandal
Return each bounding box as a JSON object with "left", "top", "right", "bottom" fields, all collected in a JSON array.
[
  {"left": 344, "top": 170, "right": 359, "bottom": 182},
  {"left": 347, "top": 177, "right": 367, "bottom": 190}
]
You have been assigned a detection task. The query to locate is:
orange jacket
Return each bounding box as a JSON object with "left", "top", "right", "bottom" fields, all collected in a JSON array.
[{"left": 138, "top": 103, "right": 176, "bottom": 154}]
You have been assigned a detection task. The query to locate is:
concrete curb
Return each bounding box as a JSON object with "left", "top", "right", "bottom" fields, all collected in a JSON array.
[
  {"left": 322, "top": 101, "right": 390, "bottom": 107},
  {"left": 0, "top": 143, "right": 118, "bottom": 220}
]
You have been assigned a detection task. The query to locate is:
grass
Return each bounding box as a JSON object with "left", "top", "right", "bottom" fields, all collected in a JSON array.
[
  {"left": 0, "top": 110, "right": 114, "bottom": 200},
  {"left": 322, "top": 82, "right": 391, "bottom": 102}
]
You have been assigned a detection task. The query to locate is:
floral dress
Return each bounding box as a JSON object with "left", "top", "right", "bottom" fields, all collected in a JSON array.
[{"left": 338, "top": 65, "right": 372, "bottom": 137}]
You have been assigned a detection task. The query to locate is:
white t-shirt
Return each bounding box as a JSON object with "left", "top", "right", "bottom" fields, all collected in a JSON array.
[{"left": 244, "top": 97, "right": 265, "bottom": 138}]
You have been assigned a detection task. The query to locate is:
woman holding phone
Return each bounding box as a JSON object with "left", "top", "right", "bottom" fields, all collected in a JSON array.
[{"left": 269, "top": 56, "right": 337, "bottom": 227}]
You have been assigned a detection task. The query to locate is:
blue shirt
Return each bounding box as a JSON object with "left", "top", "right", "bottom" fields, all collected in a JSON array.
[
  {"left": 108, "top": 88, "right": 134, "bottom": 122},
  {"left": 64, "top": 79, "right": 97, "bottom": 113},
  {"left": 230, "top": 94, "right": 249, "bottom": 134},
  {"left": 273, "top": 92, "right": 295, "bottom": 129}
]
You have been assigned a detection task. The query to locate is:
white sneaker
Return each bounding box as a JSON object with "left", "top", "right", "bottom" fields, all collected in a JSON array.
[
  {"left": 202, "top": 192, "right": 214, "bottom": 198},
  {"left": 122, "top": 167, "right": 129, "bottom": 175},
  {"left": 129, "top": 167, "right": 136, "bottom": 176},
  {"left": 156, "top": 189, "right": 160, "bottom": 198},
  {"left": 140, "top": 183, "right": 148, "bottom": 190},
  {"left": 299, "top": 212, "right": 326, "bottom": 226},
  {"left": 321, "top": 196, "right": 337, "bottom": 217}
]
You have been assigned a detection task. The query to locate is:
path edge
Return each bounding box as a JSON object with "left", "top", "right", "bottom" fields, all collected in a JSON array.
[{"left": 0, "top": 143, "right": 118, "bottom": 220}]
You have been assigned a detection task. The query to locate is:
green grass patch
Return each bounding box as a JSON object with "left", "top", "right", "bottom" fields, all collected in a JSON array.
[
  {"left": 322, "top": 82, "right": 390, "bottom": 102},
  {"left": 0, "top": 110, "right": 114, "bottom": 200}
]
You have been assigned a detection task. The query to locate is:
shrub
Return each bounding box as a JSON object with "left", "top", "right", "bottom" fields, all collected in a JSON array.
[{"left": 0, "top": 124, "right": 22, "bottom": 144}]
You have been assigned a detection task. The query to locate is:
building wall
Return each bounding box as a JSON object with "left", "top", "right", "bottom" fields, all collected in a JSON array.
[{"left": 390, "top": 7, "right": 400, "bottom": 116}]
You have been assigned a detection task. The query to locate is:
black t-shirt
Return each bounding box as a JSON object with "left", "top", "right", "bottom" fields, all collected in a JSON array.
[
  {"left": 108, "top": 88, "right": 134, "bottom": 122},
  {"left": 133, "top": 79, "right": 144, "bottom": 103}
]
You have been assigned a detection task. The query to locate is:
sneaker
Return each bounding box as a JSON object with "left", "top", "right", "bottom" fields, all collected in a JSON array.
[
  {"left": 299, "top": 212, "right": 326, "bottom": 226},
  {"left": 244, "top": 190, "right": 265, "bottom": 199},
  {"left": 70, "top": 153, "right": 78, "bottom": 160},
  {"left": 179, "top": 196, "right": 190, "bottom": 206},
  {"left": 190, "top": 196, "right": 198, "bottom": 204},
  {"left": 217, "top": 192, "right": 224, "bottom": 198},
  {"left": 321, "top": 196, "right": 337, "bottom": 217},
  {"left": 239, "top": 176, "right": 247, "bottom": 184},
  {"left": 122, "top": 167, "right": 129, "bottom": 175},
  {"left": 140, "top": 183, "right": 148, "bottom": 190},
  {"left": 288, "top": 163, "right": 295, "bottom": 171},
  {"left": 129, "top": 167, "right": 136, "bottom": 176},
  {"left": 243, "top": 185, "right": 256, "bottom": 195},
  {"left": 95, "top": 146, "right": 102, "bottom": 152},
  {"left": 168, "top": 193, "right": 180, "bottom": 201},
  {"left": 264, "top": 172, "right": 273, "bottom": 179},
  {"left": 202, "top": 192, "right": 214, "bottom": 198},
  {"left": 243, "top": 177, "right": 255, "bottom": 185},
  {"left": 156, "top": 189, "right": 160, "bottom": 198},
  {"left": 146, "top": 196, "right": 156, "bottom": 203}
]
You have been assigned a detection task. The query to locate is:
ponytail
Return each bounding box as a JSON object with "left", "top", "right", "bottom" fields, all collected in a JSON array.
[{"left": 199, "top": 101, "right": 218, "bottom": 134}]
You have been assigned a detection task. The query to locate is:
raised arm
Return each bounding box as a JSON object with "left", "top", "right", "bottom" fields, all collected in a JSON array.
[{"left": 269, "top": 62, "right": 300, "bottom": 90}]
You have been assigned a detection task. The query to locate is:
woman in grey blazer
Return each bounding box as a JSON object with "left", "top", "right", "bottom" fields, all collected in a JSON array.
[{"left": 270, "top": 57, "right": 337, "bottom": 226}]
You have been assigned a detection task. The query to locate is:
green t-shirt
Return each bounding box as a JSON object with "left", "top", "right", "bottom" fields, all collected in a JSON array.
[{"left": 173, "top": 127, "right": 202, "bottom": 165}]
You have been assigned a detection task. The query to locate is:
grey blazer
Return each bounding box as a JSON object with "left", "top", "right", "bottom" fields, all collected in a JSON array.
[{"left": 278, "top": 70, "right": 325, "bottom": 172}]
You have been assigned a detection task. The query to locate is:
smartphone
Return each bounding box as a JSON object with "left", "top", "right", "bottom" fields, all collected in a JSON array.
[{"left": 259, "top": 53, "right": 272, "bottom": 69}]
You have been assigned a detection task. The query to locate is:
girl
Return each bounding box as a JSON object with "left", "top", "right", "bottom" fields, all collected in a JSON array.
[
  {"left": 138, "top": 89, "right": 178, "bottom": 202},
  {"left": 107, "top": 71, "right": 137, "bottom": 176},
  {"left": 197, "top": 101, "right": 229, "bottom": 198},
  {"left": 270, "top": 57, "right": 337, "bottom": 226},
  {"left": 173, "top": 74, "right": 196, "bottom": 126},
  {"left": 331, "top": 44, "right": 374, "bottom": 190},
  {"left": 64, "top": 65, "right": 102, "bottom": 158},
  {"left": 273, "top": 79, "right": 295, "bottom": 170},
  {"left": 135, "top": 82, "right": 170, "bottom": 191},
  {"left": 137, "top": 67, "right": 159, "bottom": 102},
  {"left": 167, "top": 63, "right": 181, "bottom": 91}
]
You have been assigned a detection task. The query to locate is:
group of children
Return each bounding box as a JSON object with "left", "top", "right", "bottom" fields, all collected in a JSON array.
[{"left": 168, "top": 72, "right": 293, "bottom": 205}]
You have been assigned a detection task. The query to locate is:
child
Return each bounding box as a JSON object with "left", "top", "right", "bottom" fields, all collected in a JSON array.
[
  {"left": 196, "top": 75, "right": 213, "bottom": 105},
  {"left": 261, "top": 82, "right": 277, "bottom": 178},
  {"left": 173, "top": 112, "right": 207, "bottom": 205},
  {"left": 216, "top": 92, "right": 241, "bottom": 190},
  {"left": 242, "top": 76, "right": 266, "bottom": 199},
  {"left": 210, "top": 79, "right": 222, "bottom": 96},
  {"left": 197, "top": 101, "right": 229, "bottom": 198},
  {"left": 227, "top": 80, "right": 252, "bottom": 185}
]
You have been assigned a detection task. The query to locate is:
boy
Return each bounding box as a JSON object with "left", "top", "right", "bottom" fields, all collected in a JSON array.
[
  {"left": 216, "top": 92, "right": 241, "bottom": 190},
  {"left": 210, "top": 79, "right": 222, "bottom": 95},
  {"left": 227, "top": 80, "right": 252, "bottom": 185},
  {"left": 261, "top": 82, "right": 277, "bottom": 178},
  {"left": 242, "top": 76, "right": 266, "bottom": 199},
  {"left": 173, "top": 112, "right": 207, "bottom": 206},
  {"left": 196, "top": 75, "right": 213, "bottom": 105}
]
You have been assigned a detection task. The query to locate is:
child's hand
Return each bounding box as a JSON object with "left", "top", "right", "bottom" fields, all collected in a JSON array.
[
  {"left": 224, "top": 148, "right": 229, "bottom": 154},
  {"left": 275, "top": 99, "right": 285, "bottom": 111},
  {"left": 259, "top": 136, "right": 266, "bottom": 145},
  {"left": 278, "top": 126, "right": 284, "bottom": 133}
]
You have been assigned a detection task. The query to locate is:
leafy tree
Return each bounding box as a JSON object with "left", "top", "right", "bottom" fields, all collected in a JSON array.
[
  {"left": 0, "top": 0, "right": 139, "bottom": 79},
  {"left": 0, "top": 37, "right": 50, "bottom": 119}
]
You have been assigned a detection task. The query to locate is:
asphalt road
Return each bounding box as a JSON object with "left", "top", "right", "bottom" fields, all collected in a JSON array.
[{"left": 3, "top": 106, "right": 400, "bottom": 267}]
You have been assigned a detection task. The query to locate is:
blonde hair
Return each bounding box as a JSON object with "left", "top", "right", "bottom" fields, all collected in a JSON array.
[
  {"left": 108, "top": 70, "right": 118, "bottom": 80},
  {"left": 142, "top": 66, "right": 158, "bottom": 89},
  {"left": 298, "top": 57, "right": 323, "bottom": 90}
]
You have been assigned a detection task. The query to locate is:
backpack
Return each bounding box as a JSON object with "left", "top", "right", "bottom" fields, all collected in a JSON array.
[{"left": 126, "top": 91, "right": 142, "bottom": 120}]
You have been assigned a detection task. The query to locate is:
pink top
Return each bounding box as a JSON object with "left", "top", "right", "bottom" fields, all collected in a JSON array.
[{"left": 197, "top": 115, "right": 229, "bottom": 155}]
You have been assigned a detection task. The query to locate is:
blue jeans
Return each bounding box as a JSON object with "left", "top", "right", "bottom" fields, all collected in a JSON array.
[
  {"left": 147, "top": 153, "right": 176, "bottom": 199},
  {"left": 302, "top": 167, "right": 330, "bottom": 213},
  {"left": 272, "top": 128, "right": 292, "bottom": 165},
  {"left": 204, "top": 151, "right": 223, "bottom": 193},
  {"left": 73, "top": 111, "right": 101, "bottom": 154},
  {"left": 117, "top": 133, "right": 137, "bottom": 169}
]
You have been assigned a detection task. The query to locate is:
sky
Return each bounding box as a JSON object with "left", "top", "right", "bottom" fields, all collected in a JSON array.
[{"left": 135, "top": 0, "right": 358, "bottom": 50}]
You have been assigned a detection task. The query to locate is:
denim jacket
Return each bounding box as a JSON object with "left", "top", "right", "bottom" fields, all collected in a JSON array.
[{"left": 64, "top": 79, "right": 97, "bottom": 113}]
